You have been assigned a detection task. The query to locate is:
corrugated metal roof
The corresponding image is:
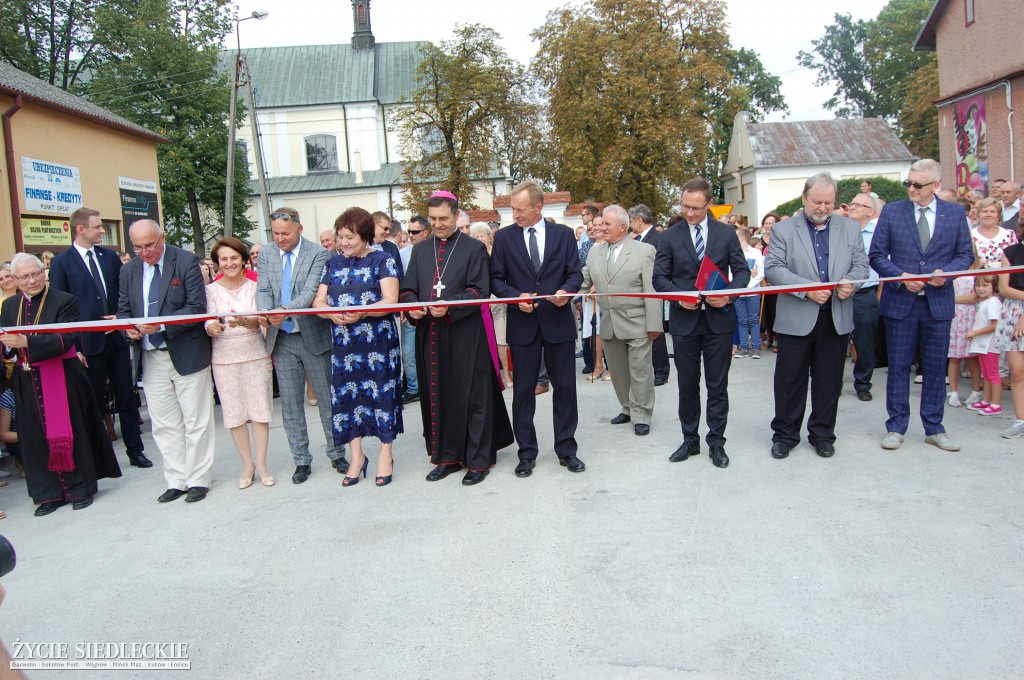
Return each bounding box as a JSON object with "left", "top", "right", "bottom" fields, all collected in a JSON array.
[
  {"left": 223, "top": 41, "right": 426, "bottom": 108},
  {"left": 0, "top": 60, "right": 168, "bottom": 143},
  {"left": 255, "top": 162, "right": 508, "bottom": 196},
  {"left": 747, "top": 118, "right": 916, "bottom": 168}
]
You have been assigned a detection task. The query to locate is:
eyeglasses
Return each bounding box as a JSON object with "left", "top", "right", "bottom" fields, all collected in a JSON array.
[
  {"left": 270, "top": 211, "right": 300, "bottom": 222},
  {"left": 849, "top": 202, "right": 874, "bottom": 210},
  {"left": 903, "top": 179, "right": 937, "bottom": 190},
  {"left": 15, "top": 271, "right": 46, "bottom": 282},
  {"left": 408, "top": 228, "right": 427, "bottom": 235}
]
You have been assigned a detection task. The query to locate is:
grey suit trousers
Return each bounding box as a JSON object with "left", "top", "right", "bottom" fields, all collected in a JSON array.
[
  {"left": 604, "top": 335, "right": 655, "bottom": 424},
  {"left": 273, "top": 332, "right": 345, "bottom": 466}
]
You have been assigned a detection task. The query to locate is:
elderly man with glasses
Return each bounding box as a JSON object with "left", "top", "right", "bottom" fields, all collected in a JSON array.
[
  {"left": 847, "top": 193, "right": 882, "bottom": 402},
  {"left": 256, "top": 207, "right": 348, "bottom": 484}
]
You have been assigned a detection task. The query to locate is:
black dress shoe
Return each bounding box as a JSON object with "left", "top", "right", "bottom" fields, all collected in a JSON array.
[
  {"left": 771, "top": 442, "right": 791, "bottom": 459},
  {"left": 559, "top": 455, "right": 586, "bottom": 472},
  {"left": 331, "top": 457, "right": 350, "bottom": 474},
  {"left": 610, "top": 413, "right": 631, "bottom": 425},
  {"left": 514, "top": 459, "right": 535, "bottom": 477},
  {"left": 462, "top": 469, "right": 488, "bottom": 485},
  {"left": 634, "top": 423, "right": 650, "bottom": 436},
  {"left": 669, "top": 442, "right": 699, "bottom": 462},
  {"left": 709, "top": 446, "right": 729, "bottom": 468},
  {"left": 425, "top": 464, "right": 461, "bottom": 482},
  {"left": 814, "top": 441, "right": 836, "bottom": 458},
  {"left": 184, "top": 486, "right": 208, "bottom": 503},
  {"left": 292, "top": 465, "right": 312, "bottom": 484},
  {"left": 857, "top": 391, "right": 872, "bottom": 402},
  {"left": 34, "top": 500, "right": 67, "bottom": 516},
  {"left": 72, "top": 496, "right": 93, "bottom": 510},
  {"left": 401, "top": 391, "right": 420, "bottom": 404},
  {"left": 128, "top": 453, "right": 153, "bottom": 468},
  {"left": 654, "top": 376, "right": 668, "bottom": 386},
  {"left": 157, "top": 488, "right": 186, "bottom": 503}
]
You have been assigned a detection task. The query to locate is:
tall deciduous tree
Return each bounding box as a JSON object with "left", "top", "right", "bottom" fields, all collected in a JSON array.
[
  {"left": 394, "top": 24, "right": 527, "bottom": 211},
  {"left": 533, "top": 0, "right": 784, "bottom": 216},
  {"left": 797, "top": 0, "right": 938, "bottom": 158},
  {"left": 86, "top": 0, "right": 252, "bottom": 254}
]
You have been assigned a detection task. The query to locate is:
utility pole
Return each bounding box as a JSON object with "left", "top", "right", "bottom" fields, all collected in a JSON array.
[{"left": 224, "top": 10, "right": 268, "bottom": 240}]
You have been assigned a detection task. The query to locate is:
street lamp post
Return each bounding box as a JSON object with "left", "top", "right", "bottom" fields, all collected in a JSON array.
[{"left": 224, "top": 10, "right": 269, "bottom": 239}]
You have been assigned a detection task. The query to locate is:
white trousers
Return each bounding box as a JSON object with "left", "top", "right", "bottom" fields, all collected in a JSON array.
[{"left": 142, "top": 350, "right": 216, "bottom": 490}]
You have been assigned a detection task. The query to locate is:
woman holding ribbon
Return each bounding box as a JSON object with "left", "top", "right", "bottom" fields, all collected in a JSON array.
[{"left": 0, "top": 253, "right": 120, "bottom": 517}]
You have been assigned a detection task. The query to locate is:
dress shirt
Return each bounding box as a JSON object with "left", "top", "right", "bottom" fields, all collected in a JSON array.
[
  {"left": 916, "top": 197, "right": 937, "bottom": 239},
  {"left": 522, "top": 217, "right": 546, "bottom": 262},
  {"left": 687, "top": 218, "right": 709, "bottom": 253},
  {"left": 860, "top": 220, "right": 879, "bottom": 287},
  {"left": 1003, "top": 198, "right": 1021, "bottom": 223},
  {"left": 73, "top": 242, "right": 108, "bottom": 297},
  {"left": 280, "top": 238, "right": 301, "bottom": 281},
  {"left": 635, "top": 226, "right": 654, "bottom": 242}
]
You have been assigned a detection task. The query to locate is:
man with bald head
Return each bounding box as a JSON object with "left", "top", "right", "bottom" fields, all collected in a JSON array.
[
  {"left": 847, "top": 192, "right": 881, "bottom": 401},
  {"left": 118, "top": 220, "right": 215, "bottom": 503},
  {"left": 319, "top": 229, "right": 336, "bottom": 252}
]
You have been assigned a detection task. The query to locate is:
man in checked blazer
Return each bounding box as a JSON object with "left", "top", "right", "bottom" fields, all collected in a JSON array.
[
  {"left": 582, "top": 205, "right": 663, "bottom": 436},
  {"left": 869, "top": 159, "right": 974, "bottom": 452},
  {"left": 256, "top": 207, "right": 347, "bottom": 484}
]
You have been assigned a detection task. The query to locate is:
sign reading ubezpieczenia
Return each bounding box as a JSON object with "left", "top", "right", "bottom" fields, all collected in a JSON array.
[
  {"left": 21, "top": 157, "right": 82, "bottom": 215},
  {"left": 118, "top": 176, "right": 160, "bottom": 228}
]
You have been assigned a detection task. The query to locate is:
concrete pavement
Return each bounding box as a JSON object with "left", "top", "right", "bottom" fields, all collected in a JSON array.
[{"left": 0, "top": 351, "right": 1022, "bottom": 679}]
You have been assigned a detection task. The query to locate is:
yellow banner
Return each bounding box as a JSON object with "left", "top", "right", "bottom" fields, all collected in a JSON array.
[{"left": 21, "top": 217, "right": 71, "bottom": 247}]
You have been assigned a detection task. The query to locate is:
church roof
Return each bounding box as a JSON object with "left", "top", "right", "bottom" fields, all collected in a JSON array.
[
  {"left": 223, "top": 41, "right": 426, "bottom": 108},
  {"left": 745, "top": 117, "right": 916, "bottom": 168}
]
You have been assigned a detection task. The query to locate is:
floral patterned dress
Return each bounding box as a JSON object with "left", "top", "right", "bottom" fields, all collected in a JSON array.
[
  {"left": 948, "top": 275, "right": 977, "bottom": 358},
  {"left": 972, "top": 227, "right": 1017, "bottom": 267},
  {"left": 320, "top": 250, "right": 403, "bottom": 446}
]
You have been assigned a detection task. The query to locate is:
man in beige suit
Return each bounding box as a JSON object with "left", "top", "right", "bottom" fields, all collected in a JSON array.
[{"left": 581, "top": 205, "right": 663, "bottom": 436}]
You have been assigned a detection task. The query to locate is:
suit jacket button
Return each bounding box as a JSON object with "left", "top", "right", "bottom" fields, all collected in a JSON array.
[{"left": 920, "top": 261, "right": 925, "bottom": 265}]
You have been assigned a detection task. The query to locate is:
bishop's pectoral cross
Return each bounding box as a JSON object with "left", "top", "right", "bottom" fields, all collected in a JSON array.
[{"left": 432, "top": 280, "right": 445, "bottom": 298}]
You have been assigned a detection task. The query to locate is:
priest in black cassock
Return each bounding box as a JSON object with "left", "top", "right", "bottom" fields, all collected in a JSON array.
[
  {"left": 0, "top": 254, "right": 120, "bottom": 516},
  {"left": 399, "top": 191, "right": 513, "bottom": 485}
]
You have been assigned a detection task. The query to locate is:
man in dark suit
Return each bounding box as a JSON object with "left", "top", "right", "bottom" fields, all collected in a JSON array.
[
  {"left": 491, "top": 181, "right": 585, "bottom": 477},
  {"left": 869, "top": 159, "right": 974, "bottom": 451},
  {"left": 49, "top": 208, "right": 152, "bottom": 469},
  {"left": 653, "top": 178, "right": 750, "bottom": 468},
  {"left": 629, "top": 204, "right": 670, "bottom": 385},
  {"left": 117, "top": 220, "right": 215, "bottom": 503}
]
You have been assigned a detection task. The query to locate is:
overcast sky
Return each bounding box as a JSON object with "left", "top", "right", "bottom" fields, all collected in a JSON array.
[{"left": 228, "top": 0, "right": 892, "bottom": 122}]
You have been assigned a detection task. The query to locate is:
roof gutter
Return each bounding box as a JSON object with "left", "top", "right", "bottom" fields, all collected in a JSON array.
[{"left": 3, "top": 94, "right": 23, "bottom": 252}]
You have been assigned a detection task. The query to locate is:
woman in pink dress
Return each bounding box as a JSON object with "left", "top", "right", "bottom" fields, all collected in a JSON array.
[{"left": 204, "top": 238, "right": 275, "bottom": 488}]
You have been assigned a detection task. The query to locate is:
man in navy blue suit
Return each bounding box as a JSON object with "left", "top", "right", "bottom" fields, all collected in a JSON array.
[
  {"left": 49, "top": 208, "right": 152, "bottom": 469},
  {"left": 869, "top": 159, "right": 974, "bottom": 451},
  {"left": 491, "top": 181, "right": 585, "bottom": 477}
]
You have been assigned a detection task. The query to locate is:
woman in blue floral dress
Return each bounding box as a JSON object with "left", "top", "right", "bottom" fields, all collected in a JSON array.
[{"left": 313, "top": 207, "right": 402, "bottom": 487}]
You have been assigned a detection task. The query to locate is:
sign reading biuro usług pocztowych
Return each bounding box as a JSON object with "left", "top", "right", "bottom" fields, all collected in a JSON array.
[{"left": 21, "top": 157, "right": 82, "bottom": 215}]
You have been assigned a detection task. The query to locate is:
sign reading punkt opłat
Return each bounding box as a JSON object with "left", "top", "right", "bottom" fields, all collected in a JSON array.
[{"left": 21, "top": 157, "right": 83, "bottom": 215}]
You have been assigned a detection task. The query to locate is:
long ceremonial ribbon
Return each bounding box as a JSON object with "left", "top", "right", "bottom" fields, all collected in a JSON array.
[{"left": 1, "top": 265, "right": 1020, "bottom": 335}]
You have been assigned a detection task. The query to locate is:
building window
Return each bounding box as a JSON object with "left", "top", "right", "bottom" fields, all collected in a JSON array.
[
  {"left": 101, "top": 220, "right": 119, "bottom": 248},
  {"left": 965, "top": 0, "right": 974, "bottom": 25},
  {"left": 305, "top": 134, "right": 338, "bottom": 173},
  {"left": 357, "top": 4, "right": 366, "bottom": 25}
]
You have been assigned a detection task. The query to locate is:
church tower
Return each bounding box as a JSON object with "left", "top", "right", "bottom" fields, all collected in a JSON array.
[{"left": 352, "top": 0, "right": 375, "bottom": 50}]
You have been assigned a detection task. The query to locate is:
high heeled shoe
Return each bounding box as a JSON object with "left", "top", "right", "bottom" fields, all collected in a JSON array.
[
  {"left": 342, "top": 457, "right": 369, "bottom": 487},
  {"left": 238, "top": 471, "right": 255, "bottom": 489},
  {"left": 259, "top": 472, "right": 276, "bottom": 487},
  {"left": 375, "top": 460, "right": 394, "bottom": 487},
  {"left": 588, "top": 370, "right": 606, "bottom": 382}
]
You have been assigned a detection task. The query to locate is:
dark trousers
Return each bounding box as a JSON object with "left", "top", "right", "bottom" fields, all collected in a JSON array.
[
  {"left": 85, "top": 336, "right": 143, "bottom": 456},
  {"left": 851, "top": 287, "right": 879, "bottom": 393},
  {"left": 771, "top": 310, "right": 849, "bottom": 446},
  {"left": 510, "top": 336, "right": 578, "bottom": 460},
  {"left": 651, "top": 332, "right": 670, "bottom": 381},
  {"left": 672, "top": 312, "right": 732, "bottom": 446}
]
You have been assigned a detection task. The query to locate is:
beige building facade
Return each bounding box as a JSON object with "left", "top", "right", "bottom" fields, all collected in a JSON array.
[{"left": 0, "top": 62, "right": 166, "bottom": 260}]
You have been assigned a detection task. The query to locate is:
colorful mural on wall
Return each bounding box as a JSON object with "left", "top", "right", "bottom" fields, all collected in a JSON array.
[{"left": 953, "top": 94, "right": 988, "bottom": 196}]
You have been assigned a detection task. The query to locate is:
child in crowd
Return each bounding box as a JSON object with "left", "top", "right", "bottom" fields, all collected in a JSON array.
[
  {"left": 947, "top": 248, "right": 983, "bottom": 407},
  {"left": 966, "top": 274, "right": 1002, "bottom": 416},
  {"left": 995, "top": 241, "right": 1024, "bottom": 438}
]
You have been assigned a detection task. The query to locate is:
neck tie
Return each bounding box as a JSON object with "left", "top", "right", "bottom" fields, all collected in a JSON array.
[
  {"left": 147, "top": 263, "right": 166, "bottom": 348},
  {"left": 917, "top": 206, "right": 930, "bottom": 251},
  {"left": 528, "top": 227, "right": 542, "bottom": 274},
  {"left": 280, "top": 251, "right": 295, "bottom": 334},
  {"left": 694, "top": 225, "right": 705, "bottom": 261},
  {"left": 86, "top": 250, "right": 108, "bottom": 311},
  {"left": 607, "top": 242, "right": 617, "bottom": 266}
]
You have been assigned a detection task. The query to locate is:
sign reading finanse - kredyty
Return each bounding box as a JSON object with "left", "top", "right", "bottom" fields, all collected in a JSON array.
[{"left": 21, "top": 157, "right": 82, "bottom": 215}]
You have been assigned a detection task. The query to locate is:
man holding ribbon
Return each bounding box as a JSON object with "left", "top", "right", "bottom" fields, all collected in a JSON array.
[
  {"left": 1, "top": 253, "right": 120, "bottom": 516},
  {"left": 399, "top": 191, "right": 513, "bottom": 486},
  {"left": 869, "top": 159, "right": 974, "bottom": 451}
]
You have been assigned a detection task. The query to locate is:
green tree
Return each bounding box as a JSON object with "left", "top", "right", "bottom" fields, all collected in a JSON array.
[
  {"left": 533, "top": 0, "right": 784, "bottom": 217},
  {"left": 394, "top": 24, "right": 528, "bottom": 211},
  {"left": 86, "top": 0, "right": 252, "bottom": 254},
  {"left": 0, "top": 0, "right": 116, "bottom": 89},
  {"left": 773, "top": 175, "right": 907, "bottom": 215},
  {"left": 796, "top": 0, "right": 938, "bottom": 158}
]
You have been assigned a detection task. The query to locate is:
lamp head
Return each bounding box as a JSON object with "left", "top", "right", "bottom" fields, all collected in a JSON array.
[{"left": 251, "top": 9, "right": 268, "bottom": 19}]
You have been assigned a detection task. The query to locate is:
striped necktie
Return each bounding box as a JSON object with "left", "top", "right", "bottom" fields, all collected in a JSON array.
[{"left": 694, "top": 225, "right": 705, "bottom": 261}]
